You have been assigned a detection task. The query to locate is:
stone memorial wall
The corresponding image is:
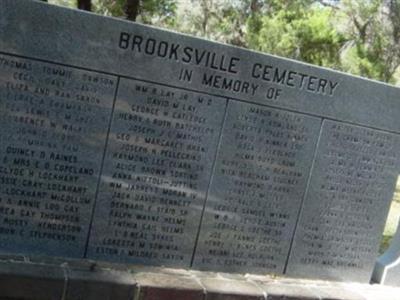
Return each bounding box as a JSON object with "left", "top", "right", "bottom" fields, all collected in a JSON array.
[
  {"left": 87, "top": 80, "right": 226, "bottom": 266},
  {"left": 1, "top": 0, "right": 400, "bottom": 283}
]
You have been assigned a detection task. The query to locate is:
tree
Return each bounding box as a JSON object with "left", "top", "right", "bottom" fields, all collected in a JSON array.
[
  {"left": 246, "top": 1, "right": 345, "bottom": 68},
  {"left": 125, "top": 0, "right": 140, "bottom": 21},
  {"left": 339, "top": 0, "right": 400, "bottom": 83},
  {"left": 77, "top": 0, "right": 91, "bottom": 11},
  {"left": 173, "top": 1, "right": 345, "bottom": 67},
  {"left": 93, "top": 0, "right": 176, "bottom": 26},
  {"left": 47, "top": 0, "right": 400, "bottom": 84},
  {"left": 171, "top": 0, "right": 255, "bottom": 47}
]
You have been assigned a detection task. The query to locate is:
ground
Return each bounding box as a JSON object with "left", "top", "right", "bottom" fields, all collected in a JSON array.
[{"left": 380, "top": 180, "right": 400, "bottom": 254}]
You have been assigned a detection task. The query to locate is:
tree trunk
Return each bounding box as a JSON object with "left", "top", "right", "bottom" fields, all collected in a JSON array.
[
  {"left": 389, "top": 0, "right": 400, "bottom": 43},
  {"left": 126, "top": 0, "right": 140, "bottom": 21},
  {"left": 200, "top": 0, "right": 210, "bottom": 36},
  {"left": 250, "top": 0, "right": 261, "bottom": 13},
  {"left": 77, "top": 0, "right": 91, "bottom": 11}
]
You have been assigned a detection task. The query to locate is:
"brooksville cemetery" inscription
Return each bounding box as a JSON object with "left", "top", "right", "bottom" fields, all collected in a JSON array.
[{"left": 0, "top": 0, "right": 400, "bottom": 283}]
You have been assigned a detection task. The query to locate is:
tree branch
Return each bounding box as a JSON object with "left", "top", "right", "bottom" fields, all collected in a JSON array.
[{"left": 352, "top": 17, "right": 371, "bottom": 43}]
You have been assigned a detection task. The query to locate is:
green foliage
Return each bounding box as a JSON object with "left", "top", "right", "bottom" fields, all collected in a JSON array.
[
  {"left": 139, "top": 0, "right": 177, "bottom": 25},
  {"left": 93, "top": 0, "right": 125, "bottom": 17},
  {"left": 170, "top": 0, "right": 247, "bottom": 46},
  {"left": 247, "top": 3, "right": 345, "bottom": 68},
  {"left": 381, "top": 199, "right": 400, "bottom": 253},
  {"left": 48, "top": 0, "right": 75, "bottom": 8},
  {"left": 47, "top": 0, "right": 400, "bottom": 84},
  {"left": 339, "top": 0, "right": 400, "bottom": 83},
  {"left": 51, "top": 0, "right": 177, "bottom": 26}
]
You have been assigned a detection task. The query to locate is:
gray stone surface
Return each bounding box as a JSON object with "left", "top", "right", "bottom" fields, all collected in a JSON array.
[
  {"left": 87, "top": 79, "right": 226, "bottom": 266},
  {"left": 0, "top": 53, "right": 116, "bottom": 257},
  {"left": 133, "top": 272, "right": 205, "bottom": 300},
  {"left": 262, "top": 283, "right": 319, "bottom": 300},
  {"left": 193, "top": 102, "right": 321, "bottom": 273},
  {"left": 200, "top": 277, "right": 265, "bottom": 300},
  {"left": 1, "top": 258, "right": 400, "bottom": 300},
  {"left": 0, "top": 0, "right": 399, "bottom": 283},
  {"left": 2, "top": 0, "right": 400, "bottom": 134},
  {"left": 286, "top": 120, "right": 400, "bottom": 282}
]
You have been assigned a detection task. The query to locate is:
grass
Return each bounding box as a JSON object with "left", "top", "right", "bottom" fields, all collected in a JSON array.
[{"left": 379, "top": 182, "right": 400, "bottom": 254}]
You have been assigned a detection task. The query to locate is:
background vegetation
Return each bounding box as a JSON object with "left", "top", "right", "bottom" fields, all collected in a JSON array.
[
  {"left": 41, "top": 0, "right": 400, "bottom": 252},
  {"left": 43, "top": 0, "right": 400, "bottom": 85}
]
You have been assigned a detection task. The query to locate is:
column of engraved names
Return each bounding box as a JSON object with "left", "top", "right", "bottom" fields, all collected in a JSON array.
[
  {"left": 193, "top": 101, "right": 321, "bottom": 273},
  {"left": 87, "top": 79, "right": 226, "bottom": 266},
  {"left": 0, "top": 54, "right": 116, "bottom": 256},
  {"left": 287, "top": 120, "right": 400, "bottom": 282}
]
